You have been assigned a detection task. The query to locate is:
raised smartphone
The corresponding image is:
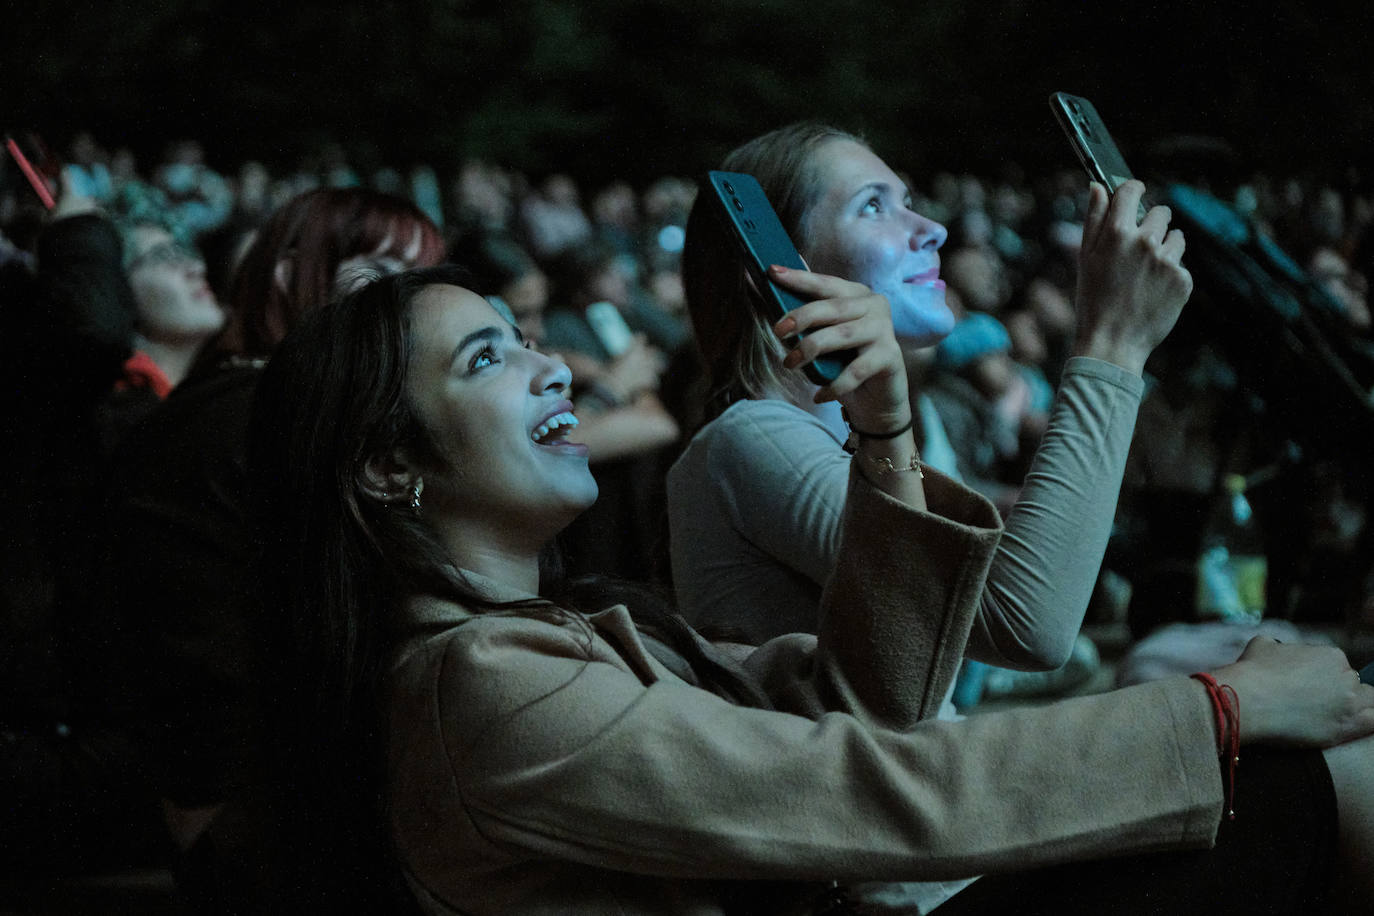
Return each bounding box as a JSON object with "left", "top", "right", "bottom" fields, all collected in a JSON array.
[
  {"left": 702, "top": 170, "right": 853, "bottom": 385},
  {"left": 585, "top": 300, "right": 635, "bottom": 357},
  {"left": 4, "top": 132, "right": 58, "bottom": 209},
  {"left": 1049, "top": 92, "right": 1136, "bottom": 194}
]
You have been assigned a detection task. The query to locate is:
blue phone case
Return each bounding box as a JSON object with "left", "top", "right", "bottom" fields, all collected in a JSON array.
[{"left": 704, "top": 170, "right": 853, "bottom": 385}]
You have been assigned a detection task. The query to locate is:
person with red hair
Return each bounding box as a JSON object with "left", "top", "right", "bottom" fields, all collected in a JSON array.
[{"left": 98, "top": 187, "right": 445, "bottom": 911}]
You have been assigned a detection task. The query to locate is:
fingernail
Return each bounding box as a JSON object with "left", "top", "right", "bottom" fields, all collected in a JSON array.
[
  {"left": 769, "top": 264, "right": 787, "bottom": 275},
  {"left": 774, "top": 316, "right": 796, "bottom": 336},
  {"left": 782, "top": 349, "right": 801, "bottom": 369}
]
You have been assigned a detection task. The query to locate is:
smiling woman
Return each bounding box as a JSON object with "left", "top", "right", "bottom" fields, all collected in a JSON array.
[
  {"left": 246, "top": 263, "right": 1374, "bottom": 914},
  {"left": 670, "top": 122, "right": 1196, "bottom": 909},
  {"left": 672, "top": 122, "right": 1193, "bottom": 659},
  {"left": 362, "top": 282, "right": 598, "bottom": 590}
]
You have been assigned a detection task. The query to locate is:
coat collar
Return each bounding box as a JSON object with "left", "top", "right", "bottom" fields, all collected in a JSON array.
[{"left": 397, "top": 570, "right": 695, "bottom": 688}]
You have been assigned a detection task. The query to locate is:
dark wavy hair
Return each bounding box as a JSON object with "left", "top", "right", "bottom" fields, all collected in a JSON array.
[
  {"left": 682, "top": 122, "right": 866, "bottom": 421},
  {"left": 247, "top": 265, "right": 769, "bottom": 906}
]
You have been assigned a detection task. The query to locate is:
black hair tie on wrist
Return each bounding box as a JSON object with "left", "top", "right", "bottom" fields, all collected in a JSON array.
[{"left": 845, "top": 413, "right": 915, "bottom": 440}]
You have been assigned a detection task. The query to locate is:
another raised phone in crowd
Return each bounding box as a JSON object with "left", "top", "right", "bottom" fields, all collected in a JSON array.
[
  {"left": 1050, "top": 92, "right": 1136, "bottom": 194},
  {"left": 4, "top": 131, "right": 59, "bottom": 209}
]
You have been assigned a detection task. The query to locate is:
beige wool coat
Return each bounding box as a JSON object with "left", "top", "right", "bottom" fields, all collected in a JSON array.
[{"left": 387, "top": 467, "right": 1223, "bottom": 914}]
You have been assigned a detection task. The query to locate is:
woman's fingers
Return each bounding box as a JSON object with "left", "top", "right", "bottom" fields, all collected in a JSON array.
[
  {"left": 763, "top": 265, "right": 912, "bottom": 430},
  {"left": 1072, "top": 178, "right": 1196, "bottom": 373},
  {"left": 1139, "top": 204, "right": 1173, "bottom": 246},
  {"left": 1081, "top": 182, "right": 1109, "bottom": 250},
  {"left": 1160, "top": 228, "right": 1187, "bottom": 265},
  {"left": 812, "top": 345, "right": 899, "bottom": 401},
  {"left": 1107, "top": 180, "right": 1147, "bottom": 231},
  {"left": 766, "top": 263, "right": 872, "bottom": 301}
]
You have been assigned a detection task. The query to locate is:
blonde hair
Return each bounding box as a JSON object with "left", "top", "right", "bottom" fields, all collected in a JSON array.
[{"left": 683, "top": 122, "right": 866, "bottom": 419}]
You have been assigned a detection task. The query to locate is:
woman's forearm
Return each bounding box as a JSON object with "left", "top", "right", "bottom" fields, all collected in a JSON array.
[{"left": 966, "top": 358, "right": 1144, "bottom": 669}]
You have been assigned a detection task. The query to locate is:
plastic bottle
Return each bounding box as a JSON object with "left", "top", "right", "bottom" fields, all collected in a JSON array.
[{"left": 1195, "top": 473, "right": 1266, "bottom": 623}]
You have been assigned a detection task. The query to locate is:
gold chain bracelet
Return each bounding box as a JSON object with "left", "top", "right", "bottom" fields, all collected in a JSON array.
[{"left": 868, "top": 453, "right": 923, "bottom": 479}]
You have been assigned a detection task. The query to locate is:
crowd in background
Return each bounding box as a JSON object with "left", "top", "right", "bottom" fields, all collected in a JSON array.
[{"left": 2, "top": 130, "right": 1374, "bottom": 893}]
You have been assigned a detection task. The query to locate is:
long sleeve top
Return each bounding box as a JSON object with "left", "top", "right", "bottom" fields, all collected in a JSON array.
[{"left": 667, "top": 357, "right": 1144, "bottom": 669}]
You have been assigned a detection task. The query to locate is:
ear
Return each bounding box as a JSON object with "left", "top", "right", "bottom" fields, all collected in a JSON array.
[
  {"left": 273, "top": 258, "right": 293, "bottom": 293},
  {"left": 358, "top": 447, "right": 422, "bottom": 506}
]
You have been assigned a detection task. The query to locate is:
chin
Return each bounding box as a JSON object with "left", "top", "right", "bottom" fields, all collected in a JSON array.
[
  {"left": 892, "top": 299, "right": 956, "bottom": 347},
  {"left": 568, "top": 475, "right": 600, "bottom": 512}
]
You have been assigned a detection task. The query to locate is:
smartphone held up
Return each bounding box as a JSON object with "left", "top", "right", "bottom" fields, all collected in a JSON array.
[
  {"left": 701, "top": 170, "right": 854, "bottom": 385},
  {"left": 1049, "top": 92, "right": 1136, "bottom": 192},
  {"left": 4, "top": 131, "right": 60, "bottom": 210}
]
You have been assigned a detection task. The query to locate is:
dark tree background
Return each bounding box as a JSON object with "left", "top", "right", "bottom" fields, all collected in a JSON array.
[{"left": 5, "top": 0, "right": 1371, "bottom": 184}]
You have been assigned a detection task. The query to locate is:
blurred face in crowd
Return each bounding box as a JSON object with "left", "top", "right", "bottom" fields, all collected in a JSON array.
[
  {"left": 1004, "top": 310, "right": 1048, "bottom": 365},
  {"left": 945, "top": 246, "right": 1010, "bottom": 314},
  {"left": 1309, "top": 247, "right": 1370, "bottom": 331},
  {"left": 333, "top": 224, "right": 428, "bottom": 298},
  {"left": 584, "top": 258, "right": 634, "bottom": 309},
  {"left": 799, "top": 139, "right": 953, "bottom": 347},
  {"left": 501, "top": 268, "right": 550, "bottom": 346},
  {"left": 402, "top": 285, "right": 596, "bottom": 550},
  {"left": 968, "top": 352, "right": 1016, "bottom": 399},
  {"left": 126, "top": 225, "right": 224, "bottom": 343}
]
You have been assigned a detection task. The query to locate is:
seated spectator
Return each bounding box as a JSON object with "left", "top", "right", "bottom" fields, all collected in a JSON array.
[
  {"left": 942, "top": 242, "right": 1012, "bottom": 314},
  {"left": 152, "top": 140, "right": 234, "bottom": 240},
  {"left": 246, "top": 264, "right": 1374, "bottom": 913},
  {"left": 926, "top": 311, "right": 1041, "bottom": 510},
  {"left": 1308, "top": 244, "right": 1370, "bottom": 330},
  {"left": 98, "top": 187, "right": 444, "bottom": 911},
  {"left": 519, "top": 173, "right": 592, "bottom": 261},
  {"left": 0, "top": 189, "right": 171, "bottom": 885},
  {"left": 117, "top": 216, "right": 225, "bottom": 394},
  {"left": 591, "top": 179, "right": 639, "bottom": 256}
]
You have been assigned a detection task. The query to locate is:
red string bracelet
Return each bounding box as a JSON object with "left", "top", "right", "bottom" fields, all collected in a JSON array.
[{"left": 1191, "top": 673, "right": 1240, "bottom": 820}]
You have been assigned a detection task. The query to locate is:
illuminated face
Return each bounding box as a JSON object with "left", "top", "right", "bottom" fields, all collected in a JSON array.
[
  {"left": 126, "top": 225, "right": 224, "bottom": 343},
  {"left": 800, "top": 140, "right": 953, "bottom": 346},
  {"left": 403, "top": 285, "right": 597, "bottom": 550}
]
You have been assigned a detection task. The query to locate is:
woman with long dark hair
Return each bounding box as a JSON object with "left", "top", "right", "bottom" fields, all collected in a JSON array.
[{"left": 249, "top": 264, "right": 1373, "bottom": 914}]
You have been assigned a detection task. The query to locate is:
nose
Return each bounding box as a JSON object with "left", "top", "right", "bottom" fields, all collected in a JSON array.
[
  {"left": 907, "top": 211, "right": 948, "bottom": 252},
  {"left": 530, "top": 348, "right": 572, "bottom": 395}
]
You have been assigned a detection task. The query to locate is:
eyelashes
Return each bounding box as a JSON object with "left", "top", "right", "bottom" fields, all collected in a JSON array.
[{"left": 469, "top": 345, "right": 499, "bottom": 373}]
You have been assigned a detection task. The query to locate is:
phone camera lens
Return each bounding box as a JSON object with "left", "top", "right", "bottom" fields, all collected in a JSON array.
[
  {"left": 722, "top": 180, "right": 735, "bottom": 194},
  {"left": 733, "top": 198, "right": 744, "bottom": 211}
]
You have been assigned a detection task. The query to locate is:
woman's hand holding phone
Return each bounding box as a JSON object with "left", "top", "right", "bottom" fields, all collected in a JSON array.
[
  {"left": 767, "top": 266, "right": 908, "bottom": 423},
  {"left": 1073, "top": 180, "right": 1194, "bottom": 376},
  {"left": 768, "top": 265, "right": 926, "bottom": 506}
]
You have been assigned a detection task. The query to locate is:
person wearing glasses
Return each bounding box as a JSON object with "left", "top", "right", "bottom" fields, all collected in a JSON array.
[{"left": 120, "top": 220, "right": 224, "bottom": 395}]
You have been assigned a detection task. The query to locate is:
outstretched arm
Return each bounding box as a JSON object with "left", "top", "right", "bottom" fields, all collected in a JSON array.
[{"left": 967, "top": 181, "right": 1194, "bottom": 669}]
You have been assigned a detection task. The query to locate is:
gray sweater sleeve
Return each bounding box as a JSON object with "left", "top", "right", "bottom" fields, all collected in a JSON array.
[{"left": 964, "top": 357, "right": 1144, "bottom": 669}]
